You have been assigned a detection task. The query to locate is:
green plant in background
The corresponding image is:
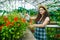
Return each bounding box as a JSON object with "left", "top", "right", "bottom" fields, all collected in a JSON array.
[
  {"left": 18, "top": 7, "right": 37, "bottom": 16},
  {"left": 46, "top": 27, "right": 57, "bottom": 40},
  {"left": 18, "top": 7, "right": 27, "bottom": 13},
  {"left": 49, "top": 9, "right": 60, "bottom": 25},
  {"left": 28, "top": 9, "right": 38, "bottom": 16}
]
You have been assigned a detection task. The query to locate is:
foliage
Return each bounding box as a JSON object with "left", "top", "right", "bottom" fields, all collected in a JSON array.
[
  {"left": 18, "top": 7, "right": 37, "bottom": 16},
  {"left": 0, "top": 11, "right": 28, "bottom": 40},
  {"left": 49, "top": 10, "right": 60, "bottom": 25},
  {"left": 28, "top": 9, "right": 38, "bottom": 16}
]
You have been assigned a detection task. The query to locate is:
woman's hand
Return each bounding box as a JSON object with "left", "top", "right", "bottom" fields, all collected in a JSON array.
[{"left": 29, "top": 24, "right": 34, "bottom": 29}]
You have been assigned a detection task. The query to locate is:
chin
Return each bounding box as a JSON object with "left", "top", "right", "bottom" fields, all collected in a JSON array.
[{"left": 40, "top": 13, "right": 43, "bottom": 15}]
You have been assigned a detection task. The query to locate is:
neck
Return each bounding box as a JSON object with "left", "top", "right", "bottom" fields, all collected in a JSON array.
[{"left": 42, "top": 15, "right": 44, "bottom": 17}]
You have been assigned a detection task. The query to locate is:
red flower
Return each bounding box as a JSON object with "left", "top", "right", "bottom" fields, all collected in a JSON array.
[
  {"left": 14, "top": 17, "right": 18, "bottom": 22},
  {"left": 4, "top": 16, "right": 8, "bottom": 22},
  {"left": 11, "top": 22, "right": 14, "bottom": 26},
  {"left": 21, "top": 18, "right": 26, "bottom": 23},
  {"left": 0, "top": 25, "right": 3, "bottom": 30},
  {"left": 23, "top": 18, "right": 26, "bottom": 22},
  {"left": 18, "top": 24, "right": 20, "bottom": 27},
  {"left": 6, "top": 21, "right": 11, "bottom": 26}
]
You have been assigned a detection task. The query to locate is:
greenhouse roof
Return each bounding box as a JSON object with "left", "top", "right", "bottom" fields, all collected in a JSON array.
[{"left": 0, "top": 0, "right": 60, "bottom": 11}]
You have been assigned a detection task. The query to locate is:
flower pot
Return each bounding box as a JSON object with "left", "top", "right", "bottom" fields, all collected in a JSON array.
[{"left": 55, "top": 34, "right": 60, "bottom": 38}]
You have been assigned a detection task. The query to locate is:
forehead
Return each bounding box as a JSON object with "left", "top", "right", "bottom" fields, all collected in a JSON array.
[{"left": 39, "top": 8, "right": 44, "bottom": 10}]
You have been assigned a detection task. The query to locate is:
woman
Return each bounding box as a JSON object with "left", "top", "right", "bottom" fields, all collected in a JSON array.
[{"left": 30, "top": 6, "right": 50, "bottom": 40}]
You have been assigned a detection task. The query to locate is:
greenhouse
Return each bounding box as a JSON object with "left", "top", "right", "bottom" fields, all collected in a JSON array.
[{"left": 0, "top": 0, "right": 60, "bottom": 40}]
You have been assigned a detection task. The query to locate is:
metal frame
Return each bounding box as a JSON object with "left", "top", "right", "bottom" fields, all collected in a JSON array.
[{"left": 0, "top": 0, "right": 60, "bottom": 10}]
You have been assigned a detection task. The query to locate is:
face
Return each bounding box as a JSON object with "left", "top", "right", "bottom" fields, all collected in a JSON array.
[{"left": 39, "top": 8, "right": 45, "bottom": 15}]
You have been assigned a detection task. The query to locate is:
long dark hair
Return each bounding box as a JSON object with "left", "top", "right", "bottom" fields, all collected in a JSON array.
[{"left": 35, "top": 6, "right": 49, "bottom": 23}]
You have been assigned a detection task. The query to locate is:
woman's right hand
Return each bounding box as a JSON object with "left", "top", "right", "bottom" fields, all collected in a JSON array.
[{"left": 30, "top": 16, "right": 36, "bottom": 20}]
